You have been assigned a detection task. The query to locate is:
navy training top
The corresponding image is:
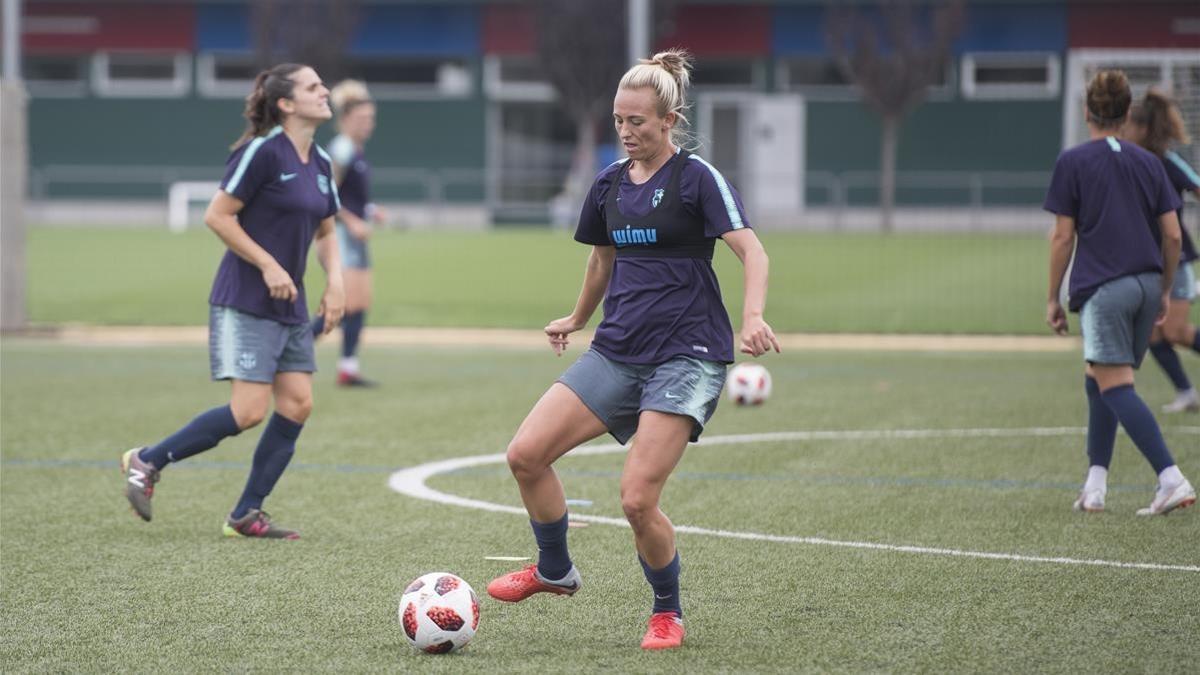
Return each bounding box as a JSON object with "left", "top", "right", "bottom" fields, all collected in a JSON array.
[
  {"left": 1162, "top": 150, "right": 1199, "bottom": 264},
  {"left": 574, "top": 149, "right": 750, "bottom": 365},
  {"left": 329, "top": 133, "right": 371, "bottom": 220},
  {"left": 1043, "top": 136, "right": 1181, "bottom": 312},
  {"left": 209, "top": 126, "right": 341, "bottom": 324}
]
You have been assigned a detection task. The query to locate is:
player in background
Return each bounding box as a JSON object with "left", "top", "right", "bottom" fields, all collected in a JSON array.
[
  {"left": 310, "top": 79, "right": 388, "bottom": 387},
  {"left": 485, "top": 50, "right": 780, "bottom": 650},
  {"left": 120, "top": 63, "right": 345, "bottom": 538},
  {"left": 1045, "top": 70, "right": 1195, "bottom": 516},
  {"left": 1126, "top": 90, "right": 1200, "bottom": 413}
]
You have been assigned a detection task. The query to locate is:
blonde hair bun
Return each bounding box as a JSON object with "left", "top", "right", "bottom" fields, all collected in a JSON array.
[{"left": 329, "top": 79, "right": 371, "bottom": 116}]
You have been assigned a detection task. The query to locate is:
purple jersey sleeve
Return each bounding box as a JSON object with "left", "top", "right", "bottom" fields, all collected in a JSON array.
[
  {"left": 1150, "top": 158, "right": 1183, "bottom": 216},
  {"left": 315, "top": 145, "right": 340, "bottom": 219},
  {"left": 574, "top": 165, "right": 620, "bottom": 245},
  {"left": 221, "top": 138, "right": 276, "bottom": 204},
  {"left": 1043, "top": 152, "right": 1078, "bottom": 217},
  {"left": 1164, "top": 151, "right": 1200, "bottom": 194},
  {"left": 687, "top": 156, "right": 750, "bottom": 236}
]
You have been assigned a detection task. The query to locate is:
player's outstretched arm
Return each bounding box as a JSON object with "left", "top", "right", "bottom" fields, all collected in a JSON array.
[
  {"left": 722, "top": 228, "right": 780, "bottom": 356},
  {"left": 313, "top": 215, "right": 345, "bottom": 333},
  {"left": 546, "top": 245, "right": 615, "bottom": 356},
  {"left": 204, "top": 190, "right": 297, "bottom": 302},
  {"left": 1046, "top": 214, "right": 1074, "bottom": 335}
]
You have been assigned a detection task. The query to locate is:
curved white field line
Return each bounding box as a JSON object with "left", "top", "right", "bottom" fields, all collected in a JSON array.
[{"left": 388, "top": 427, "right": 1200, "bottom": 573}]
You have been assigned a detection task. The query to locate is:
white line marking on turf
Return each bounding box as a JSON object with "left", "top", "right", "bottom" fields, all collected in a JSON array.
[
  {"left": 387, "top": 427, "right": 1200, "bottom": 573},
  {"left": 484, "top": 556, "right": 531, "bottom": 562}
]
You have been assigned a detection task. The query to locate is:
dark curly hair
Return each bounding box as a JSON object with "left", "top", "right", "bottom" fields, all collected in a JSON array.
[{"left": 1130, "top": 89, "right": 1192, "bottom": 157}]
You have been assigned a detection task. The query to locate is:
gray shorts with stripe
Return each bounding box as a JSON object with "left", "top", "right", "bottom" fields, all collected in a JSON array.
[
  {"left": 209, "top": 305, "right": 316, "bottom": 383},
  {"left": 557, "top": 348, "right": 728, "bottom": 445}
]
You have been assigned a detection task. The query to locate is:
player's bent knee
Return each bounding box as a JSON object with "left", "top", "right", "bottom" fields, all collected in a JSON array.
[
  {"left": 1164, "top": 324, "right": 1192, "bottom": 346},
  {"left": 277, "top": 396, "right": 313, "bottom": 423},
  {"left": 505, "top": 441, "right": 544, "bottom": 479},
  {"left": 620, "top": 491, "right": 658, "bottom": 526},
  {"left": 231, "top": 403, "right": 268, "bottom": 430}
]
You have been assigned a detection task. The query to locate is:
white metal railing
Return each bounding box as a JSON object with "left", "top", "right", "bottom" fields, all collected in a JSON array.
[{"left": 28, "top": 163, "right": 1198, "bottom": 231}]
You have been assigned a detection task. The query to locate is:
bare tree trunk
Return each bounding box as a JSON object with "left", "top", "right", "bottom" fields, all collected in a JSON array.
[
  {"left": 879, "top": 115, "right": 898, "bottom": 234},
  {"left": 552, "top": 114, "right": 598, "bottom": 227},
  {"left": 568, "top": 115, "right": 597, "bottom": 200}
]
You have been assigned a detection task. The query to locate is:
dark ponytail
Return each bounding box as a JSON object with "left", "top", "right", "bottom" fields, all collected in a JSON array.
[
  {"left": 1130, "top": 89, "right": 1192, "bottom": 157},
  {"left": 232, "top": 63, "right": 307, "bottom": 149}
]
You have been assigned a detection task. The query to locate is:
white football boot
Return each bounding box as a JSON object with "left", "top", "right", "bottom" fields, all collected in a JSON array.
[{"left": 1136, "top": 479, "right": 1197, "bottom": 516}]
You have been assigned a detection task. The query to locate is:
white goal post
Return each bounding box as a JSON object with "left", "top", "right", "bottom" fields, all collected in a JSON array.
[{"left": 167, "top": 180, "right": 220, "bottom": 233}]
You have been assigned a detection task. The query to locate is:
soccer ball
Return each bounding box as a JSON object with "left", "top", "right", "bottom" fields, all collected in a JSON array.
[
  {"left": 398, "top": 572, "right": 479, "bottom": 654},
  {"left": 727, "top": 362, "right": 772, "bottom": 406}
]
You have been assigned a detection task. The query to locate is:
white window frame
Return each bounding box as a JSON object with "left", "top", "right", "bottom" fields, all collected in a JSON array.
[
  {"left": 777, "top": 57, "right": 955, "bottom": 101},
  {"left": 92, "top": 51, "right": 191, "bottom": 98},
  {"left": 196, "top": 52, "right": 257, "bottom": 99},
  {"left": 483, "top": 55, "right": 556, "bottom": 102},
  {"left": 23, "top": 53, "right": 91, "bottom": 97},
  {"left": 961, "top": 52, "right": 1060, "bottom": 100},
  {"left": 689, "top": 58, "right": 767, "bottom": 91},
  {"left": 348, "top": 58, "right": 474, "bottom": 101}
]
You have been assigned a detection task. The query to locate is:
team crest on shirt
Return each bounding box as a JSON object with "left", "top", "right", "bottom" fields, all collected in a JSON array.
[
  {"left": 652, "top": 188, "right": 665, "bottom": 208},
  {"left": 317, "top": 174, "right": 330, "bottom": 195}
]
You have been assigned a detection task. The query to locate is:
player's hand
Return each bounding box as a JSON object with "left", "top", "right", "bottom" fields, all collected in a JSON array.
[
  {"left": 263, "top": 263, "right": 298, "bottom": 302},
  {"left": 317, "top": 282, "right": 345, "bottom": 334},
  {"left": 739, "top": 316, "right": 781, "bottom": 357},
  {"left": 545, "top": 315, "right": 584, "bottom": 357},
  {"left": 1046, "top": 300, "right": 1068, "bottom": 335},
  {"left": 371, "top": 204, "right": 390, "bottom": 225},
  {"left": 348, "top": 220, "right": 372, "bottom": 241},
  {"left": 1155, "top": 291, "right": 1171, "bottom": 326}
]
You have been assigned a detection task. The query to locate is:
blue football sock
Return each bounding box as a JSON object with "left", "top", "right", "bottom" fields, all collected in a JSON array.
[
  {"left": 341, "top": 311, "right": 364, "bottom": 359},
  {"left": 1085, "top": 377, "right": 1117, "bottom": 469},
  {"left": 232, "top": 413, "right": 303, "bottom": 519},
  {"left": 139, "top": 405, "right": 240, "bottom": 470},
  {"left": 640, "top": 552, "right": 682, "bottom": 618},
  {"left": 1192, "top": 329, "right": 1200, "bottom": 356},
  {"left": 531, "top": 512, "right": 572, "bottom": 581},
  {"left": 1148, "top": 340, "right": 1192, "bottom": 391},
  {"left": 310, "top": 314, "right": 326, "bottom": 337},
  {"left": 1100, "top": 384, "right": 1176, "bottom": 474}
]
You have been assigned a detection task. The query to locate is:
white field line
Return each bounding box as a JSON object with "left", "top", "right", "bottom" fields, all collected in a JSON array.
[{"left": 387, "top": 427, "right": 1200, "bottom": 573}]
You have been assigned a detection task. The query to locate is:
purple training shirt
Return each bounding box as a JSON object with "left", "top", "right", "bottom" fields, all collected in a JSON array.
[
  {"left": 575, "top": 149, "right": 750, "bottom": 365},
  {"left": 1043, "top": 136, "right": 1181, "bottom": 311},
  {"left": 209, "top": 126, "right": 340, "bottom": 324}
]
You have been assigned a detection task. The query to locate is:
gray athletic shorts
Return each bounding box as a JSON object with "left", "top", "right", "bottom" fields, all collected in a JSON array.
[
  {"left": 1080, "top": 272, "right": 1163, "bottom": 367},
  {"left": 336, "top": 223, "right": 370, "bottom": 270},
  {"left": 1170, "top": 261, "right": 1196, "bottom": 301},
  {"left": 209, "top": 305, "right": 316, "bottom": 383},
  {"left": 557, "top": 348, "right": 728, "bottom": 445}
]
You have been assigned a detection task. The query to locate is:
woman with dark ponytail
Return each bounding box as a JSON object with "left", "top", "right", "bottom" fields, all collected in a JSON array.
[
  {"left": 1126, "top": 90, "right": 1200, "bottom": 413},
  {"left": 120, "top": 63, "right": 345, "bottom": 539},
  {"left": 486, "top": 49, "right": 780, "bottom": 650},
  {"left": 1044, "top": 70, "right": 1194, "bottom": 517}
]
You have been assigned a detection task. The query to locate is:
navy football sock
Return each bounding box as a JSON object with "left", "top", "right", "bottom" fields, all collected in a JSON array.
[
  {"left": 1192, "top": 329, "right": 1200, "bottom": 355},
  {"left": 1148, "top": 340, "right": 1192, "bottom": 391},
  {"left": 531, "top": 512, "right": 572, "bottom": 581},
  {"left": 1085, "top": 377, "right": 1117, "bottom": 469},
  {"left": 640, "top": 552, "right": 682, "bottom": 618},
  {"left": 139, "top": 405, "right": 240, "bottom": 470},
  {"left": 310, "top": 314, "right": 326, "bottom": 337},
  {"left": 1100, "top": 385, "right": 1176, "bottom": 474},
  {"left": 232, "top": 413, "right": 303, "bottom": 519},
  {"left": 341, "top": 311, "right": 364, "bottom": 359}
]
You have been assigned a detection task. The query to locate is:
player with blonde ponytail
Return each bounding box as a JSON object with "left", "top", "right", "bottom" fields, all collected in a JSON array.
[
  {"left": 310, "top": 79, "right": 389, "bottom": 386},
  {"left": 487, "top": 49, "right": 780, "bottom": 650}
]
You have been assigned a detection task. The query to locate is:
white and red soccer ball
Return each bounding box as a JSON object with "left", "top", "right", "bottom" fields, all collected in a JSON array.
[
  {"left": 727, "top": 362, "right": 772, "bottom": 406},
  {"left": 398, "top": 572, "right": 479, "bottom": 654}
]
